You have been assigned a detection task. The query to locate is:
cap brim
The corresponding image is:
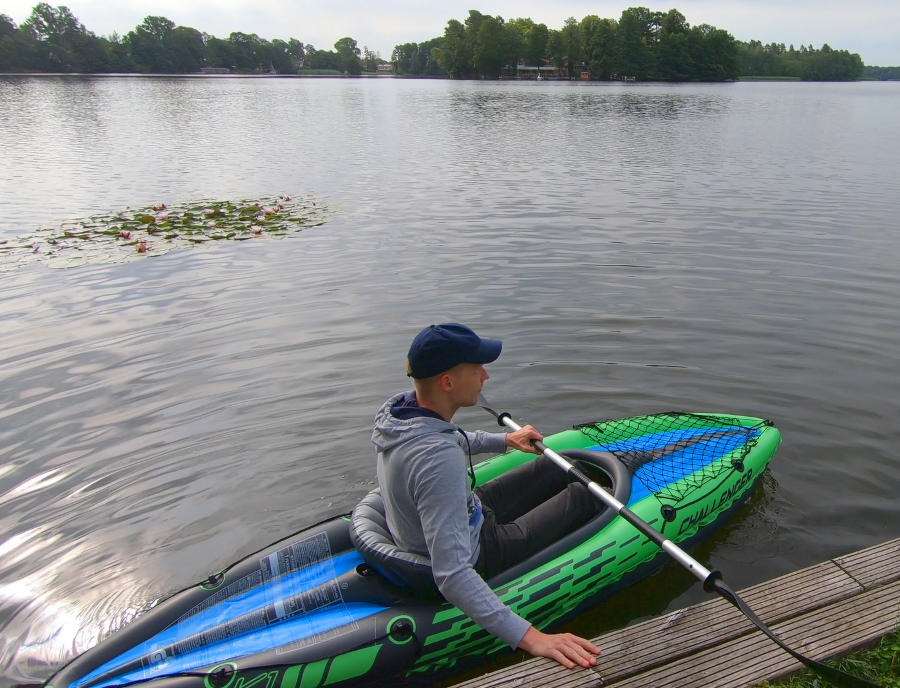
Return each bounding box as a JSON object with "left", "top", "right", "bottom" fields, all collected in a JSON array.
[{"left": 472, "top": 337, "right": 502, "bottom": 365}]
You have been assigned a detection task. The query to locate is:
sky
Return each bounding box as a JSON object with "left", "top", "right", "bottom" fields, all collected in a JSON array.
[{"left": 3, "top": 0, "right": 899, "bottom": 66}]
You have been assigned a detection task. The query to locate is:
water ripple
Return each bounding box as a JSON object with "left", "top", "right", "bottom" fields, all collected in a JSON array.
[{"left": 1, "top": 77, "right": 899, "bottom": 687}]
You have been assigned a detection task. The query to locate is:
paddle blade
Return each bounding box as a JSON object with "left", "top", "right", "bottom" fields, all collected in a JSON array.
[
  {"left": 710, "top": 579, "right": 878, "bottom": 688},
  {"left": 477, "top": 393, "right": 500, "bottom": 420}
]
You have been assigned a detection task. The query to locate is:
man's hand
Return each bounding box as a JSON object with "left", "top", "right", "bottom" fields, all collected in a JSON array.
[
  {"left": 505, "top": 425, "right": 543, "bottom": 454},
  {"left": 517, "top": 626, "right": 600, "bottom": 669}
]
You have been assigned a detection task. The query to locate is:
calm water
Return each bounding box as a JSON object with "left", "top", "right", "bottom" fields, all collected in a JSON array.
[{"left": 1, "top": 76, "right": 898, "bottom": 686}]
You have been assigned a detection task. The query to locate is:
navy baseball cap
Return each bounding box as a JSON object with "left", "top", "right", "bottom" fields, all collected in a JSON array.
[{"left": 407, "top": 323, "right": 502, "bottom": 379}]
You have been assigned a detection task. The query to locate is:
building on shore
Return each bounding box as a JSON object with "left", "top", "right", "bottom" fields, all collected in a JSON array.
[{"left": 501, "top": 59, "right": 590, "bottom": 80}]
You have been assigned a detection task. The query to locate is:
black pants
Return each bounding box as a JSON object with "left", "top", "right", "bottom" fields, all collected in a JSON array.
[{"left": 474, "top": 455, "right": 598, "bottom": 579}]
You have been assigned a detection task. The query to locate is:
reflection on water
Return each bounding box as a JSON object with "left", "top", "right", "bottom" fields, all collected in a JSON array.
[{"left": 0, "top": 76, "right": 898, "bottom": 686}]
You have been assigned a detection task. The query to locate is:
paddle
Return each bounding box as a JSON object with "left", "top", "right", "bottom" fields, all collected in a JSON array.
[{"left": 478, "top": 394, "right": 878, "bottom": 688}]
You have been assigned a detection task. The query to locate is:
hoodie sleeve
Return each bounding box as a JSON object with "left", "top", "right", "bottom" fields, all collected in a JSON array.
[
  {"left": 410, "top": 437, "right": 531, "bottom": 649},
  {"left": 461, "top": 430, "right": 508, "bottom": 455}
]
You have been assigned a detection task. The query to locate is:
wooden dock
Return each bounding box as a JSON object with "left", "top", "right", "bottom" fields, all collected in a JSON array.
[{"left": 449, "top": 538, "right": 900, "bottom": 688}]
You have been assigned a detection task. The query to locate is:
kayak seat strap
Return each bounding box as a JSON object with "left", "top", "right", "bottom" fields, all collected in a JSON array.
[{"left": 349, "top": 488, "right": 441, "bottom": 598}]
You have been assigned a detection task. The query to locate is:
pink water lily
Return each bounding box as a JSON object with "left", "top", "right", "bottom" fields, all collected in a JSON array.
[
  {"left": 152, "top": 203, "right": 167, "bottom": 211},
  {"left": 251, "top": 225, "right": 263, "bottom": 234},
  {"left": 136, "top": 240, "right": 148, "bottom": 253},
  {"left": 255, "top": 214, "right": 265, "bottom": 222},
  {"left": 207, "top": 220, "right": 216, "bottom": 228},
  {"left": 156, "top": 212, "right": 169, "bottom": 221},
  {"left": 204, "top": 208, "right": 216, "bottom": 217}
]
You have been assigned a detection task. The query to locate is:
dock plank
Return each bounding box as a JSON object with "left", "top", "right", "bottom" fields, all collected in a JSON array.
[
  {"left": 450, "top": 539, "right": 900, "bottom": 688},
  {"left": 835, "top": 538, "right": 900, "bottom": 589},
  {"left": 609, "top": 579, "right": 900, "bottom": 688}
]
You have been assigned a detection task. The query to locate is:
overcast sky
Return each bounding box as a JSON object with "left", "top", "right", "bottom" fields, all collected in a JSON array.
[{"left": 4, "top": 0, "right": 899, "bottom": 66}]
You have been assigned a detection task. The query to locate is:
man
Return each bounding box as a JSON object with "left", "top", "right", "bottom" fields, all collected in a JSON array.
[{"left": 371, "top": 323, "right": 600, "bottom": 670}]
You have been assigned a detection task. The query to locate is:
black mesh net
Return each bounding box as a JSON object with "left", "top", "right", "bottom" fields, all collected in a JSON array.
[{"left": 575, "top": 412, "right": 771, "bottom": 505}]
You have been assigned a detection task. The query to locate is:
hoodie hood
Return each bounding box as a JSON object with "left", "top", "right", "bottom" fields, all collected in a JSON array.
[{"left": 371, "top": 391, "right": 456, "bottom": 454}]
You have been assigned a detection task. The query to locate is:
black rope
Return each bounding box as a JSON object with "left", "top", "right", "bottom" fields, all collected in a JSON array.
[
  {"left": 457, "top": 427, "right": 477, "bottom": 489},
  {"left": 710, "top": 578, "right": 879, "bottom": 688}
]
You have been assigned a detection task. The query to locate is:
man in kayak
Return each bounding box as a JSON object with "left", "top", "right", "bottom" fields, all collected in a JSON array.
[{"left": 371, "top": 322, "right": 601, "bottom": 670}]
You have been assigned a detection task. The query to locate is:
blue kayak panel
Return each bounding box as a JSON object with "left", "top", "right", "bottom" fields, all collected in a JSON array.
[
  {"left": 589, "top": 426, "right": 761, "bottom": 505},
  {"left": 73, "top": 549, "right": 367, "bottom": 688}
]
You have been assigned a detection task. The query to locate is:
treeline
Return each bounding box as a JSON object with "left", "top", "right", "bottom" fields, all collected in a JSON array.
[
  {"left": 0, "top": 3, "right": 378, "bottom": 74},
  {"left": 1, "top": 3, "right": 871, "bottom": 81},
  {"left": 863, "top": 65, "right": 900, "bottom": 80},
  {"left": 393, "top": 8, "right": 866, "bottom": 81},
  {"left": 395, "top": 9, "right": 740, "bottom": 81},
  {"left": 737, "top": 41, "right": 863, "bottom": 80}
]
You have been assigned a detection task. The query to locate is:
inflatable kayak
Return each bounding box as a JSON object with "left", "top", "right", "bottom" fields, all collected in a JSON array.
[{"left": 46, "top": 411, "right": 780, "bottom": 688}]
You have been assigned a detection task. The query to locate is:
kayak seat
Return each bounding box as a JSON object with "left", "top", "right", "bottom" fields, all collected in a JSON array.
[
  {"left": 350, "top": 449, "right": 632, "bottom": 595},
  {"left": 486, "top": 449, "right": 631, "bottom": 586},
  {"left": 349, "top": 488, "right": 441, "bottom": 598}
]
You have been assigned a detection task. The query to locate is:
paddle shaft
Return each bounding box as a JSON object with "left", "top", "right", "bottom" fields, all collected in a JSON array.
[{"left": 497, "top": 413, "right": 718, "bottom": 587}]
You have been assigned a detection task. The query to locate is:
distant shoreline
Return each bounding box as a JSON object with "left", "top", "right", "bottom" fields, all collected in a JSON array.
[{"left": 2, "top": 71, "right": 889, "bottom": 82}]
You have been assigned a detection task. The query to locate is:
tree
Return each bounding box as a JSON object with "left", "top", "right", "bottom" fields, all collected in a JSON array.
[
  {"left": 104, "top": 32, "right": 133, "bottom": 72},
  {"left": 580, "top": 15, "right": 618, "bottom": 79},
  {"left": 0, "top": 14, "right": 16, "bottom": 39},
  {"left": 417, "top": 37, "right": 445, "bottom": 76},
  {"left": 657, "top": 9, "right": 692, "bottom": 80},
  {"left": 392, "top": 37, "right": 445, "bottom": 76},
  {"left": 801, "top": 44, "right": 863, "bottom": 80},
  {"left": 560, "top": 17, "right": 582, "bottom": 75},
  {"left": 524, "top": 22, "right": 549, "bottom": 66},
  {"left": 617, "top": 6, "right": 659, "bottom": 79},
  {"left": 22, "top": 3, "right": 107, "bottom": 71},
  {"left": 506, "top": 17, "right": 533, "bottom": 63},
  {"left": 287, "top": 39, "right": 305, "bottom": 66},
  {"left": 170, "top": 26, "right": 204, "bottom": 72},
  {"left": 362, "top": 45, "right": 378, "bottom": 72},
  {"left": 503, "top": 18, "right": 529, "bottom": 69},
  {"left": 24, "top": 3, "right": 81, "bottom": 42},
  {"left": 305, "top": 47, "right": 339, "bottom": 71},
  {"left": 472, "top": 15, "right": 504, "bottom": 77},
  {"left": 392, "top": 41, "right": 418, "bottom": 74},
  {"left": 204, "top": 35, "right": 234, "bottom": 70},
  {"left": 228, "top": 31, "right": 265, "bottom": 71},
  {"left": 334, "top": 36, "right": 361, "bottom": 74},
  {"left": 269, "top": 39, "right": 301, "bottom": 74},
  {"left": 689, "top": 24, "right": 738, "bottom": 80},
  {"left": 498, "top": 21, "right": 524, "bottom": 72},
  {"left": 0, "top": 14, "right": 36, "bottom": 71},
  {"left": 125, "top": 15, "right": 176, "bottom": 72},
  {"left": 435, "top": 18, "right": 471, "bottom": 78}
]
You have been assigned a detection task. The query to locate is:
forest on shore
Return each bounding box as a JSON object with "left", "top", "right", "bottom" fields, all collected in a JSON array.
[{"left": 0, "top": 4, "right": 880, "bottom": 81}]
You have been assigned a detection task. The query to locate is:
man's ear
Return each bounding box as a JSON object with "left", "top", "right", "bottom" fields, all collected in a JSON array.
[{"left": 438, "top": 371, "right": 454, "bottom": 391}]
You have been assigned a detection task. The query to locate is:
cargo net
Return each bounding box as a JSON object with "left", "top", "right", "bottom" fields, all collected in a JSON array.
[{"left": 575, "top": 412, "right": 769, "bottom": 505}]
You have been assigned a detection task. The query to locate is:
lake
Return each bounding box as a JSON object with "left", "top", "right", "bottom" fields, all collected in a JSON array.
[{"left": 0, "top": 75, "right": 898, "bottom": 686}]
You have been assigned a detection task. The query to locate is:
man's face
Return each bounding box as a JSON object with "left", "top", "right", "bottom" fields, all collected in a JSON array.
[{"left": 448, "top": 362, "right": 489, "bottom": 407}]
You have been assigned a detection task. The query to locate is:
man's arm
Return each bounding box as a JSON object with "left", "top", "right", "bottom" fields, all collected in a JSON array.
[
  {"left": 411, "top": 438, "right": 600, "bottom": 667},
  {"left": 412, "top": 440, "right": 531, "bottom": 648},
  {"left": 461, "top": 424, "right": 542, "bottom": 455}
]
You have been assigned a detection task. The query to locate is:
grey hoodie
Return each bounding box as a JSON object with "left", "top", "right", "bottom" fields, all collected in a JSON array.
[{"left": 372, "top": 391, "right": 531, "bottom": 649}]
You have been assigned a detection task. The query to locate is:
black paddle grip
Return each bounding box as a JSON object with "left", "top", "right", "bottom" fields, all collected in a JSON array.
[{"left": 618, "top": 506, "right": 667, "bottom": 546}]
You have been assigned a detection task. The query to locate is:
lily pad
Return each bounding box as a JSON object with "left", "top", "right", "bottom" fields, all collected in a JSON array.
[{"left": 0, "top": 195, "right": 329, "bottom": 271}]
